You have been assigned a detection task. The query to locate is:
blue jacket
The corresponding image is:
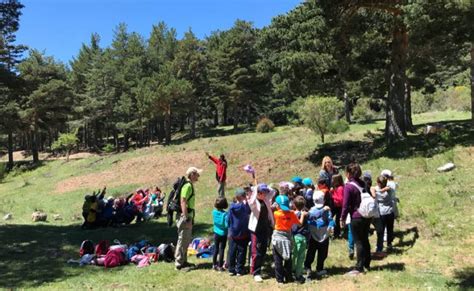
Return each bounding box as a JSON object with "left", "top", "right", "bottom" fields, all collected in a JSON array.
[
  {"left": 213, "top": 209, "right": 228, "bottom": 236},
  {"left": 307, "top": 206, "right": 335, "bottom": 242},
  {"left": 227, "top": 202, "right": 251, "bottom": 239}
]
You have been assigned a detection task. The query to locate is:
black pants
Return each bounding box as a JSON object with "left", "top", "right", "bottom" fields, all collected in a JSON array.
[
  {"left": 250, "top": 231, "right": 268, "bottom": 275},
  {"left": 352, "top": 217, "right": 371, "bottom": 272},
  {"left": 376, "top": 213, "right": 395, "bottom": 252},
  {"left": 213, "top": 234, "right": 227, "bottom": 267},
  {"left": 227, "top": 237, "right": 248, "bottom": 274},
  {"left": 273, "top": 248, "right": 292, "bottom": 283},
  {"left": 304, "top": 237, "right": 329, "bottom": 272},
  {"left": 332, "top": 207, "right": 342, "bottom": 237}
]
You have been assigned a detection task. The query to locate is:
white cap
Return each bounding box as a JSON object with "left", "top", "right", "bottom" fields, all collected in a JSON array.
[
  {"left": 381, "top": 169, "right": 392, "bottom": 178},
  {"left": 186, "top": 167, "right": 203, "bottom": 176},
  {"left": 312, "top": 190, "right": 325, "bottom": 208}
]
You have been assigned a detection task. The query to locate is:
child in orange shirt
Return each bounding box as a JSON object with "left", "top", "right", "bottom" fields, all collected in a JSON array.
[{"left": 272, "top": 195, "right": 306, "bottom": 284}]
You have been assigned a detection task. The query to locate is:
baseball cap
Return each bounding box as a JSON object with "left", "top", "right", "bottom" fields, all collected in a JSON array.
[
  {"left": 291, "top": 176, "right": 303, "bottom": 184},
  {"left": 303, "top": 177, "right": 313, "bottom": 186},
  {"left": 186, "top": 166, "right": 203, "bottom": 176},
  {"left": 234, "top": 188, "right": 246, "bottom": 197},
  {"left": 381, "top": 169, "right": 392, "bottom": 178},
  {"left": 275, "top": 195, "right": 290, "bottom": 211},
  {"left": 312, "top": 190, "right": 325, "bottom": 208},
  {"left": 257, "top": 183, "right": 270, "bottom": 193},
  {"left": 362, "top": 171, "right": 372, "bottom": 181}
]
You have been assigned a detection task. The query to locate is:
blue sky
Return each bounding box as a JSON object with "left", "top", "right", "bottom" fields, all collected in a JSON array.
[{"left": 16, "top": 0, "right": 302, "bottom": 64}]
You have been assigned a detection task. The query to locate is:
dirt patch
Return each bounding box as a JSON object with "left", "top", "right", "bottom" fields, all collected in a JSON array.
[{"left": 0, "top": 151, "right": 98, "bottom": 162}]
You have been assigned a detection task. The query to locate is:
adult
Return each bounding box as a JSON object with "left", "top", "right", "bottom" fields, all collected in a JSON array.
[
  {"left": 175, "top": 166, "right": 203, "bottom": 271},
  {"left": 340, "top": 163, "right": 371, "bottom": 276},
  {"left": 206, "top": 152, "right": 227, "bottom": 197},
  {"left": 318, "top": 156, "right": 338, "bottom": 188}
]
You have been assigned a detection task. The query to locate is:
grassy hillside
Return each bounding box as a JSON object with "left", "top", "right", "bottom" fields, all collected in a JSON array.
[{"left": 0, "top": 111, "right": 472, "bottom": 290}]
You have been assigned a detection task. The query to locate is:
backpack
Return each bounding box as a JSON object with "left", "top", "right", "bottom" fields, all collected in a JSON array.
[
  {"left": 166, "top": 176, "right": 192, "bottom": 226},
  {"left": 79, "top": 240, "right": 94, "bottom": 257},
  {"left": 349, "top": 182, "right": 379, "bottom": 218},
  {"left": 95, "top": 240, "right": 110, "bottom": 257},
  {"left": 157, "top": 243, "right": 175, "bottom": 262},
  {"left": 104, "top": 248, "right": 127, "bottom": 268}
]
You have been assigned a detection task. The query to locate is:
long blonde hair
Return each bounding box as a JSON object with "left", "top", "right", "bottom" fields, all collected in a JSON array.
[{"left": 321, "top": 156, "right": 333, "bottom": 171}]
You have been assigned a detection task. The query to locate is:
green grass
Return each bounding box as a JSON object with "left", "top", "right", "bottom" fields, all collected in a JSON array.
[{"left": 0, "top": 111, "right": 473, "bottom": 290}]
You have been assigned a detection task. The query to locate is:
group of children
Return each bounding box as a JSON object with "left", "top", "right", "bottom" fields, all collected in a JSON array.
[
  {"left": 81, "top": 186, "right": 166, "bottom": 228},
  {"left": 210, "top": 159, "right": 399, "bottom": 284}
]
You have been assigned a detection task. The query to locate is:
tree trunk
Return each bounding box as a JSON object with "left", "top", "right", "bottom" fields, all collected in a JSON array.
[
  {"left": 232, "top": 103, "right": 238, "bottom": 131},
  {"left": 113, "top": 129, "right": 119, "bottom": 153},
  {"left": 190, "top": 108, "right": 196, "bottom": 138},
  {"left": 385, "top": 23, "right": 408, "bottom": 143},
  {"left": 404, "top": 80, "right": 414, "bottom": 132},
  {"left": 246, "top": 103, "right": 252, "bottom": 127},
  {"left": 213, "top": 105, "right": 219, "bottom": 127},
  {"left": 222, "top": 103, "right": 228, "bottom": 126},
  {"left": 165, "top": 105, "right": 172, "bottom": 145},
  {"left": 471, "top": 43, "right": 473, "bottom": 125},
  {"left": 344, "top": 91, "right": 351, "bottom": 123},
  {"left": 7, "top": 131, "right": 14, "bottom": 170},
  {"left": 66, "top": 149, "right": 70, "bottom": 162},
  {"left": 32, "top": 131, "right": 39, "bottom": 164},
  {"left": 123, "top": 133, "right": 129, "bottom": 151},
  {"left": 321, "top": 133, "right": 325, "bottom": 144}
]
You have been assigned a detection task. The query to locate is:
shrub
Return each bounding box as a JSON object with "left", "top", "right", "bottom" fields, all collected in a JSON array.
[
  {"left": 411, "top": 91, "right": 432, "bottom": 114},
  {"left": 328, "top": 119, "right": 350, "bottom": 133},
  {"left": 256, "top": 117, "right": 275, "bottom": 133},
  {"left": 52, "top": 131, "right": 79, "bottom": 162},
  {"left": 102, "top": 143, "right": 115, "bottom": 153},
  {"left": 298, "top": 96, "right": 347, "bottom": 143},
  {"left": 353, "top": 98, "right": 377, "bottom": 122}
]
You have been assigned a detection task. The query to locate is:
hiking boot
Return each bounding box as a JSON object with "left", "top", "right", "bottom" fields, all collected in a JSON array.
[{"left": 254, "top": 275, "right": 263, "bottom": 282}]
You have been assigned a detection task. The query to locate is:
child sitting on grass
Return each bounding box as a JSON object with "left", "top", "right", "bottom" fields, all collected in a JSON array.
[
  {"left": 272, "top": 194, "right": 305, "bottom": 285},
  {"left": 212, "top": 197, "right": 229, "bottom": 271}
]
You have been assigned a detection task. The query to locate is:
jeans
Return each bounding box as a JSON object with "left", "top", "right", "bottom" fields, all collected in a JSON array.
[
  {"left": 351, "top": 217, "right": 371, "bottom": 272},
  {"left": 376, "top": 213, "right": 395, "bottom": 252},
  {"left": 332, "top": 207, "right": 342, "bottom": 237},
  {"left": 273, "top": 247, "right": 292, "bottom": 283},
  {"left": 227, "top": 237, "right": 249, "bottom": 274},
  {"left": 347, "top": 223, "right": 354, "bottom": 252},
  {"left": 213, "top": 234, "right": 227, "bottom": 267}
]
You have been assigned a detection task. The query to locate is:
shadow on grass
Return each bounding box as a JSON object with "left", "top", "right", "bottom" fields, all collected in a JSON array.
[
  {"left": 392, "top": 226, "right": 419, "bottom": 251},
  {"left": 446, "top": 267, "right": 474, "bottom": 289},
  {"left": 0, "top": 220, "right": 212, "bottom": 289},
  {"left": 372, "top": 262, "right": 405, "bottom": 272},
  {"left": 308, "top": 119, "right": 473, "bottom": 167}
]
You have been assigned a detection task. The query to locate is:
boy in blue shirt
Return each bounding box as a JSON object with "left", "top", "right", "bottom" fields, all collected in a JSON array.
[{"left": 227, "top": 188, "right": 251, "bottom": 276}]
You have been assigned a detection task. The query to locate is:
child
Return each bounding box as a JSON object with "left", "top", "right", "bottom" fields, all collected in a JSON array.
[
  {"left": 304, "top": 191, "right": 335, "bottom": 278},
  {"left": 227, "top": 188, "right": 251, "bottom": 276},
  {"left": 331, "top": 174, "right": 344, "bottom": 238},
  {"left": 381, "top": 169, "right": 399, "bottom": 219},
  {"left": 292, "top": 196, "right": 309, "bottom": 283},
  {"left": 212, "top": 197, "right": 229, "bottom": 271},
  {"left": 272, "top": 195, "right": 305, "bottom": 284},
  {"left": 371, "top": 175, "right": 395, "bottom": 254},
  {"left": 317, "top": 178, "right": 333, "bottom": 210},
  {"left": 248, "top": 180, "right": 274, "bottom": 282},
  {"left": 303, "top": 178, "right": 314, "bottom": 210}
]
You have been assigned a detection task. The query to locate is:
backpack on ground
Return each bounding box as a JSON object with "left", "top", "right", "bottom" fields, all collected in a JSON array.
[
  {"left": 95, "top": 240, "right": 110, "bottom": 257},
  {"left": 349, "top": 182, "right": 379, "bottom": 218},
  {"left": 157, "top": 243, "right": 175, "bottom": 262},
  {"left": 104, "top": 248, "right": 127, "bottom": 268},
  {"left": 166, "top": 176, "right": 192, "bottom": 226},
  {"left": 79, "top": 240, "right": 94, "bottom": 257}
]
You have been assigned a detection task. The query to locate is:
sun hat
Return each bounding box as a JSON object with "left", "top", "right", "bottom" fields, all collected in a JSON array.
[
  {"left": 275, "top": 195, "right": 290, "bottom": 211},
  {"left": 186, "top": 166, "right": 203, "bottom": 176},
  {"left": 312, "top": 190, "right": 325, "bottom": 208}
]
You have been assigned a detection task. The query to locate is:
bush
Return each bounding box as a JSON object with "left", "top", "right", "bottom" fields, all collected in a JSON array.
[
  {"left": 102, "top": 143, "right": 115, "bottom": 153},
  {"left": 411, "top": 91, "right": 433, "bottom": 114},
  {"left": 412, "top": 86, "right": 471, "bottom": 113},
  {"left": 256, "top": 117, "right": 275, "bottom": 133},
  {"left": 328, "top": 119, "right": 350, "bottom": 133},
  {"left": 353, "top": 98, "right": 377, "bottom": 122}
]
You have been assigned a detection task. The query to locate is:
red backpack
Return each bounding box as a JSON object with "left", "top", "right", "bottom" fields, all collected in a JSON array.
[
  {"left": 95, "top": 240, "right": 110, "bottom": 257},
  {"left": 104, "top": 248, "right": 127, "bottom": 268}
]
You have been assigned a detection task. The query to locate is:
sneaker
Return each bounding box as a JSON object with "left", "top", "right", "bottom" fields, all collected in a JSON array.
[
  {"left": 254, "top": 275, "right": 263, "bottom": 282},
  {"left": 345, "top": 269, "right": 362, "bottom": 276},
  {"left": 316, "top": 270, "right": 328, "bottom": 276},
  {"left": 213, "top": 265, "right": 219, "bottom": 271},
  {"left": 295, "top": 275, "right": 305, "bottom": 284},
  {"left": 304, "top": 268, "right": 312, "bottom": 277},
  {"left": 175, "top": 265, "right": 191, "bottom": 272},
  {"left": 236, "top": 273, "right": 243, "bottom": 277},
  {"left": 229, "top": 272, "right": 236, "bottom": 276},
  {"left": 372, "top": 251, "right": 386, "bottom": 260}
]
